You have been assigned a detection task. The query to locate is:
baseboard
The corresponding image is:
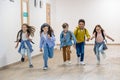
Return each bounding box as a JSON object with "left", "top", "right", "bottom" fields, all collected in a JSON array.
[
  {"left": 0, "top": 53, "right": 43, "bottom": 70},
  {"left": 56, "top": 43, "right": 120, "bottom": 46}
]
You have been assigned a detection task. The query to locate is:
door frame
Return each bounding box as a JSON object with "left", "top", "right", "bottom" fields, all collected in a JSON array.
[
  {"left": 46, "top": 3, "right": 51, "bottom": 25},
  {"left": 20, "top": 0, "right": 30, "bottom": 25}
]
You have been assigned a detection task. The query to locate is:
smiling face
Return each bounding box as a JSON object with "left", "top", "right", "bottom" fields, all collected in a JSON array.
[
  {"left": 95, "top": 26, "right": 102, "bottom": 33},
  {"left": 79, "top": 22, "right": 85, "bottom": 29},
  {"left": 42, "top": 26, "right": 48, "bottom": 33},
  {"left": 22, "top": 25, "right": 28, "bottom": 32}
]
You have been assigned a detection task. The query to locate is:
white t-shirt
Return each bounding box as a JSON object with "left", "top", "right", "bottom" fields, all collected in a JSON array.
[
  {"left": 18, "top": 32, "right": 28, "bottom": 41},
  {"left": 18, "top": 32, "right": 28, "bottom": 48}
]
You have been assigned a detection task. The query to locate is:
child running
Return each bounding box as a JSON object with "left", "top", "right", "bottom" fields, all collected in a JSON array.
[
  {"left": 74, "top": 19, "right": 90, "bottom": 65},
  {"left": 15, "top": 24, "right": 35, "bottom": 68},
  {"left": 91, "top": 24, "right": 114, "bottom": 65},
  {"left": 40, "top": 23, "right": 55, "bottom": 70},
  {"left": 60, "top": 23, "right": 76, "bottom": 64}
]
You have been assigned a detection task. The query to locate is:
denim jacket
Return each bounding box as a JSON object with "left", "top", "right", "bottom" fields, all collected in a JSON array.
[
  {"left": 18, "top": 40, "right": 33, "bottom": 53},
  {"left": 60, "top": 31, "right": 76, "bottom": 48},
  {"left": 40, "top": 33, "right": 55, "bottom": 48}
]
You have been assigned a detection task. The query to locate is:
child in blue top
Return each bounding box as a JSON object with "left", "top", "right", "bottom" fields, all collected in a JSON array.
[
  {"left": 40, "top": 23, "right": 55, "bottom": 70},
  {"left": 15, "top": 24, "right": 35, "bottom": 68},
  {"left": 60, "top": 23, "right": 76, "bottom": 64}
]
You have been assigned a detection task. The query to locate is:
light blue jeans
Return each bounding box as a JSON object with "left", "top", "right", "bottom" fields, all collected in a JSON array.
[
  {"left": 21, "top": 48, "right": 32, "bottom": 65},
  {"left": 94, "top": 43, "right": 105, "bottom": 61},
  {"left": 43, "top": 44, "right": 54, "bottom": 67}
]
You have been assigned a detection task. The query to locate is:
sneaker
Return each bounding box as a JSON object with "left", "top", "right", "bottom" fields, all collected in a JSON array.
[
  {"left": 68, "top": 61, "right": 71, "bottom": 64},
  {"left": 80, "top": 61, "right": 86, "bottom": 65},
  {"left": 77, "top": 57, "right": 80, "bottom": 64},
  {"left": 43, "top": 67, "right": 48, "bottom": 70},
  {"left": 63, "top": 61, "right": 67, "bottom": 65},
  {"left": 21, "top": 57, "right": 24, "bottom": 62},
  {"left": 29, "top": 64, "right": 33, "bottom": 68},
  {"left": 97, "top": 61, "right": 100, "bottom": 65}
]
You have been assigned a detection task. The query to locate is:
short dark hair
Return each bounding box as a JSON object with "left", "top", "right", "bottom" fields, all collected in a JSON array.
[
  {"left": 78, "top": 19, "right": 85, "bottom": 24},
  {"left": 62, "top": 23, "right": 69, "bottom": 28}
]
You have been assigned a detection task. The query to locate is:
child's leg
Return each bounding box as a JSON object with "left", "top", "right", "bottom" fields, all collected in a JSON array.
[
  {"left": 99, "top": 44, "right": 106, "bottom": 58},
  {"left": 43, "top": 46, "right": 49, "bottom": 67},
  {"left": 27, "top": 49, "right": 32, "bottom": 65},
  {"left": 48, "top": 47, "right": 54, "bottom": 58},
  {"left": 76, "top": 43, "right": 81, "bottom": 64},
  {"left": 63, "top": 46, "right": 67, "bottom": 62},
  {"left": 66, "top": 46, "right": 71, "bottom": 61},
  {"left": 99, "top": 44, "right": 104, "bottom": 53},
  {"left": 21, "top": 49, "right": 25, "bottom": 58},
  {"left": 95, "top": 47, "right": 100, "bottom": 62},
  {"left": 76, "top": 43, "right": 81, "bottom": 57},
  {"left": 20, "top": 49, "right": 25, "bottom": 62},
  {"left": 80, "top": 42, "right": 85, "bottom": 62}
]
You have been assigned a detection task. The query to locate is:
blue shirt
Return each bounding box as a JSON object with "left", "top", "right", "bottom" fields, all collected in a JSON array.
[
  {"left": 40, "top": 32, "right": 55, "bottom": 48},
  {"left": 60, "top": 31, "right": 76, "bottom": 48}
]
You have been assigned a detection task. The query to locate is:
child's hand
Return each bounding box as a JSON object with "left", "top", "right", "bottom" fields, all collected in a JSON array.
[
  {"left": 64, "top": 33, "right": 66, "bottom": 36},
  {"left": 86, "top": 38, "right": 90, "bottom": 41},
  {"left": 15, "top": 45, "right": 18, "bottom": 49},
  {"left": 48, "top": 35, "right": 51, "bottom": 39},
  {"left": 112, "top": 39, "right": 115, "bottom": 42},
  {"left": 40, "top": 48, "right": 43, "bottom": 52},
  {"left": 73, "top": 44, "right": 76, "bottom": 48},
  {"left": 90, "top": 38, "right": 93, "bottom": 40},
  {"left": 29, "top": 38, "right": 32, "bottom": 41},
  {"left": 15, "top": 42, "right": 19, "bottom": 49}
]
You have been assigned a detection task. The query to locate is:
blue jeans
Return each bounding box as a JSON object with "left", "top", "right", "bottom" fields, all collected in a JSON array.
[
  {"left": 94, "top": 42, "right": 105, "bottom": 61},
  {"left": 43, "top": 44, "right": 54, "bottom": 67},
  {"left": 21, "top": 48, "right": 32, "bottom": 65},
  {"left": 76, "top": 42, "right": 85, "bottom": 62}
]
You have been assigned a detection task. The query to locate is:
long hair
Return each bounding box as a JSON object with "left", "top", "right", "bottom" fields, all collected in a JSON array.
[
  {"left": 40, "top": 23, "right": 54, "bottom": 37},
  {"left": 16, "top": 24, "right": 35, "bottom": 42},
  {"left": 93, "top": 24, "right": 105, "bottom": 38}
]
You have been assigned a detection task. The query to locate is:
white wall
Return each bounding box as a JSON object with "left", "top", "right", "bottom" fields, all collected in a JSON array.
[
  {"left": 0, "top": 0, "right": 119, "bottom": 67},
  {"left": 29, "top": 0, "right": 47, "bottom": 56},
  {"left": 54, "top": 0, "right": 120, "bottom": 44},
  {"left": 0, "top": 0, "right": 21, "bottom": 67},
  {"left": 0, "top": 0, "right": 51, "bottom": 67}
]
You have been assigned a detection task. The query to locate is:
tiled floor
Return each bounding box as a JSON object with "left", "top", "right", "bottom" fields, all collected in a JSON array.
[{"left": 0, "top": 45, "right": 120, "bottom": 80}]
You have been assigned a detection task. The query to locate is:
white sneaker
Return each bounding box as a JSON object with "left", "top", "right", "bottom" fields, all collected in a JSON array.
[
  {"left": 68, "top": 61, "right": 71, "bottom": 64},
  {"left": 77, "top": 57, "right": 80, "bottom": 64},
  {"left": 63, "top": 61, "right": 67, "bottom": 65},
  {"left": 43, "top": 67, "right": 48, "bottom": 70},
  {"left": 97, "top": 61, "right": 100, "bottom": 65},
  {"left": 80, "top": 61, "right": 86, "bottom": 65}
]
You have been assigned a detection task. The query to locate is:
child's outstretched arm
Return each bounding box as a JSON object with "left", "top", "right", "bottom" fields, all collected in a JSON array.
[
  {"left": 40, "top": 37, "right": 44, "bottom": 52},
  {"left": 90, "top": 36, "right": 95, "bottom": 40},
  {"left": 90, "top": 33, "right": 95, "bottom": 40},
  {"left": 71, "top": 32, "right": 76, "bottom": 44},
  {"left": 60, "top": 32, "right": 66, "bottom": 42},
  {"left": 15, "top": 41, "right": 19, "bottom": 48},
  {"left": 71, "top": 32, "right": 76, "bottom": 48},
  {"left": 85, "top": 29, "right": 91, "bottom": 41},
  {"left": 105, "top": 34, "right": 114, "bottom": 41}
]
